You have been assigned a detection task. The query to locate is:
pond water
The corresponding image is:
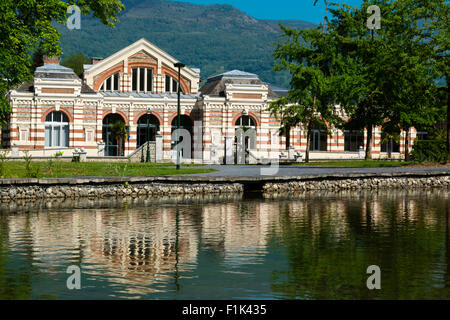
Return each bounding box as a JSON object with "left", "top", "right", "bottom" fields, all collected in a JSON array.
[{"left": 0, "top": 190, "right": 449, "bottom": 300}]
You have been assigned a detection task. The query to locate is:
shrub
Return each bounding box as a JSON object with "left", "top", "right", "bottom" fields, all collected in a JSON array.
[
  {"left": 411, "top": 139, "right": 448, "bottom": 163},
  {"left": 23, "top": 151, "right": 42, "bottom": 178}
]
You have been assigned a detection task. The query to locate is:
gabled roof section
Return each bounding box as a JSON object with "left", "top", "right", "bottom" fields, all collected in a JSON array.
[{"left": 83, "top": 38, "right": 199, "bottom": 78}]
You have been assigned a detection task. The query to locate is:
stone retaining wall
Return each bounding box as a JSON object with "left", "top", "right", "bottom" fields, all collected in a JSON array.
[
  {"left": 0, "top": 174, "right": 449, "bottom": 202},
  {"left": 263, "top": 175, "right": 450, "bottom": 193},
  {"left": 0, "top": 183, "right": 243, "bottom": 202}
]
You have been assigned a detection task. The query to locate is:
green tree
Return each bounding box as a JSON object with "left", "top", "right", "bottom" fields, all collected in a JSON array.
[
  {"left": 327, "top": 1, "right": 395, "bottom": 160},
  {"left": 269, "top": 25, "right": 344, "bottom": 162},
  {"left": 378, "top": 0, "right": 441, "bottom": 161},
  {"left": 0, "top": 0, "right": 125, "bottom": 127},
  {"left": 31, "top": 47, "right": 45, "bottom": 73},
  {"left": 420, "top": 0, "right": 449, "bottom": 155},
  {"left": 62, "top": 53, "right": 91, "bottom": 76},
  {"left": 328, "top": 0, "right": 443, "bottom": 160}
]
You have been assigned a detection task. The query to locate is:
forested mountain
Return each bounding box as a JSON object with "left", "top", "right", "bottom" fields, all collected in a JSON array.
[{"left": 57, "top": 0, "right": 316, "bottom": 87}]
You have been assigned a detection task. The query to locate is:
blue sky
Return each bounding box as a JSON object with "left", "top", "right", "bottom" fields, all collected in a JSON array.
[{"left": 171, "top": 0, "right": 364, "bottom": 23}]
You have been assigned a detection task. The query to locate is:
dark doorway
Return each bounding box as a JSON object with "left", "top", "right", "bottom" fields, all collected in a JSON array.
[
  {"left": 171, "top": 115, "right": 193, "bottom": 159},
  {"left": 137, "top": 114, "right": 160, "bottom": 148},
  {"left": 103, "top": 113, "right": 126, "bottom": 156}
]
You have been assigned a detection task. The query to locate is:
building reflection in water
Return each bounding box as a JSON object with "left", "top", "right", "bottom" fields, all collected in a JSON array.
[{"left": 1, "top": 189, "right": 450, "bottom": 299}]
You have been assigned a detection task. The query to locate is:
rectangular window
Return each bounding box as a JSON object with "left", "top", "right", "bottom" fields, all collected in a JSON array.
[
  {"left": 139, "top": 68, "right": 145, "bottom": 92},
  {"left": 106, "top": 77, "right": 111, "bottom": 91},
  {"left": 165, "top": 75, "right": 171, "bottom": 92},
  {"left": 53, "top": 126, "right": 61, "bottom": 147},
  {"left": 45, "top": 126, "right": 51, "bottom": 147},
  {"left": 381, "top": 140, "right": 400, "bottom": 153},
  {"left": 113, "top": 73, "right": 119, "bottom": 91},
  {"left": 62, "top": 126, "right": 69, "bottom": 147},
  {"left": 344, "top": 130, "right": 364, "bottom": 152},
  {"left": 416, "top": 131, "right": 428, "bottom": 140},
  {"left": 310, "top": 130, "right": 327, "bottom": 151},
  {"left": 172, "top": 78, "right": 178, "bottom": 93},
  {"left": 320, "top": 132, "right": 327, "bottom": 151},
  {"left": 132, "top": 68, "right": 138, "bottom": 91},
  {"left": 146, "top": 69, "right": 153, "bottom": 92},
  {"left": 86, "top": 130, "right": 93, "bottom": 142},
  {"left": 20, "top": 129, "right": 28, "bottom": 142}
]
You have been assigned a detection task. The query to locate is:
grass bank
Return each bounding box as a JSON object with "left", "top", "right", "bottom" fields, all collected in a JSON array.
[{"left": 0, "top": 161, "right": 216, "bottom": 178}]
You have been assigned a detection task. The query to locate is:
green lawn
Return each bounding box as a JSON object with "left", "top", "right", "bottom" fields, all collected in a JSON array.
[
  {"left": 292, "top": 160, "right": 413, "bottom": 167},
  {"left": 0, "top": 161, "right": 216, "bottom": 178}
]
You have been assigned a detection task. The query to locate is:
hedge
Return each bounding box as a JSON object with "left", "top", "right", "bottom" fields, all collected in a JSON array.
[{"left": 411, "top": 139, "right": 448, "bottom": 163}]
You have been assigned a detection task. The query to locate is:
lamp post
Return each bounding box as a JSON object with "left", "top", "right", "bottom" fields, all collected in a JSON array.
[
  {"left": 146, "top": 107, "right": 152, "bottom": 163},
  {"left": 174, "top": 62, "right": 185, "bottom": 170}
]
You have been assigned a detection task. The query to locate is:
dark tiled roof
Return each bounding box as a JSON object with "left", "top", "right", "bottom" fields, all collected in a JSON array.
[
  {"left": 81, "top": 82, "right": 96, "bottom": 94},
  {"left": 267, "top": 83, "right": 289, "bottom": 97},
  {"left": 200, "top": 69, "right": 279, "bottom": 98},
  {"left": 34, "top": 64, "right": 79, "bottom": 80},
  {"left": 15, "top": 80, "right": 96, "bottom": 95},
  {"left": 200, "top": 78, "right": 273, "bottom": 97},
  {"left": 16, "top": 80, "right": 34, "bottom": 92}
]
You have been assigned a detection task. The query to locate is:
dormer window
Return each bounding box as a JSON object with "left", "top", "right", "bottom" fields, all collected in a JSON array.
[
  {"left": 165, "top": 75, "right": 184, "bottom": 94},
  {"left": 100, "top": 72, "right": 120, "bottom": 91},
  {"left": 132, "top": 67, "right": 153, "bottom": 93}
]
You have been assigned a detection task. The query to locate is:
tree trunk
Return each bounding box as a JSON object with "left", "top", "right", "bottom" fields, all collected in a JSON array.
[
  {"left": 365, "top": 125, "right": 373, "bottom": 160},
  {"left": 404, "top": 127, "right": 410, "bottom": 161},
  {"left": 305, "top": 122, "right": 311, "bottom": 163},
  {"left": 118, "top": 137, "right": 123, "bottom": 157}
]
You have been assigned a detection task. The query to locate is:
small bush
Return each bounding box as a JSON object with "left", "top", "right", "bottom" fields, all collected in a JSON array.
[
  {"left": 23, "top": 151, "right": 42, "bottom": 178},
  {"left": 411, "top": 139, "right": 448, "bottom": 163}
]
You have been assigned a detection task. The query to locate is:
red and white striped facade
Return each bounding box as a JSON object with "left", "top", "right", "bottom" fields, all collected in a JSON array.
[{"left": 4, "top": 38, "right": 417, "bottom": 161}]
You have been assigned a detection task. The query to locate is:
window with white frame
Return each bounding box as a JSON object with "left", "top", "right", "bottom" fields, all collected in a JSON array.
[
  {"left": 99, "top": 72, "right": 120, "bottom": 91},
  {"left": 131, "top": 67, "right": 153, "bottom": 92},
  {"left": 86, "top": 129, "right": 94, "bottom": 142},
  {"left": 165, "top": 74, "right": 184, "bottom": 93},
  {"left": 19, "top": 129, "right": 28, "bottom": 142},
  {"left": 235, "top": 115, "right": 256, "bottom": 128},
  {"left": 45, "top": 111, "right": 69, "bottom": 148}
]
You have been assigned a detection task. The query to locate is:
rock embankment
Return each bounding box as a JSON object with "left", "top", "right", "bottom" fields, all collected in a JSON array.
[
  {"left": 0, "top": 183, "right": 243, "bottom": 201},
  {"left": 263, "top": 175, "right": 450, "bottom": 192}
]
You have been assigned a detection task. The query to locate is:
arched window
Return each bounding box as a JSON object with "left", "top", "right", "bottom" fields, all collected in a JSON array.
[
  {"left": 132, "top": 68, "right": 153, "bottom": 92},
  {"left": 100, "top": 72, "right": 120, "bottom": 91},
  {"left": 45, "top": 111, "right": 69, "bottom": 148},
  {"left": 235, "top": 115, "right": 256, "bottom": 127},
  {"left": 102, "top": 113, "right": 126, "bottom": 156},
  {"left": 137, "top": 114, "right": 160, "bottom": 147},
  {"left": 165, "top": 75, "right": 184, "bottom": 94}
]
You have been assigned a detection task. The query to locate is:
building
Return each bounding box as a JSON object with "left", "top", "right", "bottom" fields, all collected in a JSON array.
[{"left": 3, "top": 38, "right": 420, "bottom": 163}]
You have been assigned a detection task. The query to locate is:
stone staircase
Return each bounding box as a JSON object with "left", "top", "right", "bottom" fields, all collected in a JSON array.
[{"left": 128, "top": 141, "right": 156, "bottom": 163}]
